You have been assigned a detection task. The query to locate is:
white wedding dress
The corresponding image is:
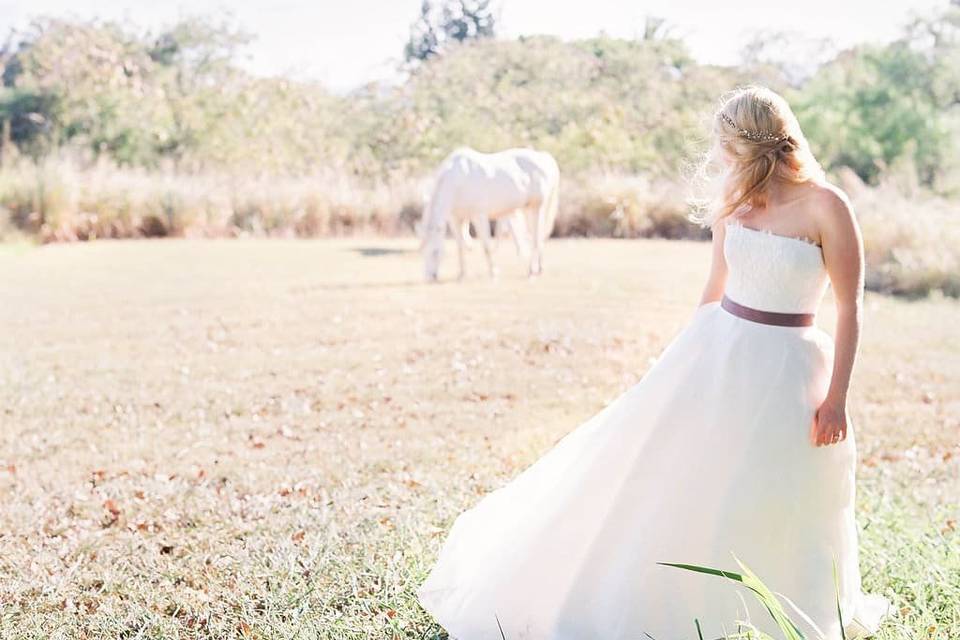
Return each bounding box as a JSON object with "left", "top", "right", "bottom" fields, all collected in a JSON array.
[{"left": 418, "top": 221, "right": 890, "bottom": 639}]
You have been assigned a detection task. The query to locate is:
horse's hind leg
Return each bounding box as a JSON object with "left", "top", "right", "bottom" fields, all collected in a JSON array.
[
  {"left": 456, "top": 220, "right": 468, "bottom": 281},
  {"left": 526, "top": 205, "right": 545, "bottom": 277},
  {"left": 474, "top": 216, "right": 498, "bottom": 279},
  {"left": 507, "top": 209, "right": 531, "bottom": 260}
]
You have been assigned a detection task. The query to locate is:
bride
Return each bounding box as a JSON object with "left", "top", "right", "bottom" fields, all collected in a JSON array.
[{"left": 417, "top": 86, "right": 890, "bottom": 639}]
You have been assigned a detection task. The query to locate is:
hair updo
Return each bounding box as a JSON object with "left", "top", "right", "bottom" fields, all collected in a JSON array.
[{"left": 696, "top": 85, "right": 823, "bottom": 224}]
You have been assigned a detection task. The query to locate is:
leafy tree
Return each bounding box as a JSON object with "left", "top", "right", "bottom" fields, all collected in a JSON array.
[
  {"left": 793, "top": 3, "right": 960, "bottom": 189},
  {"left": 903, "top": 2, "right": 960, "bottom": 109},
  {"left": 388, "top": 34, "right": 724, "bottom": 176},
  {"left": 640, "top": 16, "right": 672, "bottom": 42},
  {"left": 404, "top": 0, "right": 496, "bottom": 62},
  {"left": 0, "top": 8, "right": 956, "bottom": 192},
  {"left": 740, "top": 30, "right": 837, "bottom": 89},
  {"left": 147, "top": 17, "right": 252, "bottom": 168},
  {"left": 0, "top": 19, "right": 162, "bottom": 163},
  {"left": 0, "top": 87, "right": 59, "bottom": 160}
]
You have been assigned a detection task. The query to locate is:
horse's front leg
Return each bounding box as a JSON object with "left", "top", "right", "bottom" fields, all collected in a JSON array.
[
  {"left": 534, "top": 226, "right": 545, "bottom": 275},
  {"left": 474, "top": 216, "right": 498, "bottom": 279},
  {"left": 456, "top": 226, "right": 467, "bottom": 281}
]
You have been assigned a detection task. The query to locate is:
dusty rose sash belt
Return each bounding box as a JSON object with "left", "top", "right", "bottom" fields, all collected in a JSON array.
[{"left": 721, "top": 295, "right": 815, "bottom": 327}]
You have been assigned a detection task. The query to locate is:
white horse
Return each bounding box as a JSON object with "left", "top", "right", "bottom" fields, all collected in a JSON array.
[{"left": 419, "top": 147, "right": 560, "bottom": 281}]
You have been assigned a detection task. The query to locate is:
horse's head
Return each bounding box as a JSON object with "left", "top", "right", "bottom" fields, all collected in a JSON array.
[{"left": 419, "top": 220, "right": 445, "bottom": 282}]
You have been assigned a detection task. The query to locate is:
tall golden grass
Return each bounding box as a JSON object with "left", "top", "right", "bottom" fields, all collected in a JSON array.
[
  {"left": 854, "top": 187, "right": 960, "bottom": 298},
  {"left": 0, "top": 159, "right": 956, "bottom": 297},
  {"left": 0, "top": 159, "right": 426, "bottom": 241}
]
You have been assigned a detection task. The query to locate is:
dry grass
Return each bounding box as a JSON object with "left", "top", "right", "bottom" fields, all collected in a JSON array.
[
  {"left": 0, "top": 236, "right": 957, "bottom": 640},
  {"left": 0, "top": 160, "right": 426, "bottom": 241},
  {"left": 853, "top": 185, "right": 960, "bottom": 298},
  {"left": 2, "top": 161, "right": 958, "bottom": 299},
  {"left": 554, "top": 173, "right": 708, "bottom": 240}
]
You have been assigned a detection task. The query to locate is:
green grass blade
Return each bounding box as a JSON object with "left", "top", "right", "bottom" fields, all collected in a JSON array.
[
  {"left": 660, "top": 558, "right": 808, "bottom": 640},
  {"left": 657, "top": 561, "right": 745, "bottom": 582},
  {"left": 733, "top": 557, "right": 806, "bottom": 640},
  {"left": 833, "top": 558, "right": 847, "bottom": 640}
]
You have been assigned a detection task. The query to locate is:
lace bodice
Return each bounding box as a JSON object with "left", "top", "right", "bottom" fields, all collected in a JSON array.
[{"left": 723, "top": 221, "right": 829, "bottom": 314}]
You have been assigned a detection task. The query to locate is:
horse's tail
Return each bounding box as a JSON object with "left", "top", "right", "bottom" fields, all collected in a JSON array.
[{"left": 543, "top": 168, "right": 560, "bottom": 240}]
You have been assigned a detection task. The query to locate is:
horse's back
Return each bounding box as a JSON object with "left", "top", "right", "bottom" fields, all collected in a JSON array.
[
  {"left": 510, "top": 149, "right": 559, "bottom": 193},
  {"left": 443, "top": 147, "right": 556, "bottom": 187},
  {"left": 431, "top": 147, "right": 559, "bottom": 218}
]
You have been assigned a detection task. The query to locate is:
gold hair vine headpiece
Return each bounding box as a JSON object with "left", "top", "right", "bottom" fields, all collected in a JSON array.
[{"left": 718, "top": 111, "right": 788, "bottom": 143}]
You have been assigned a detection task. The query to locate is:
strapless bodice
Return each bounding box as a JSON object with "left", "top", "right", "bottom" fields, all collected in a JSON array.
[{"left": 723, "top": 221, "right": 829, "bottom": 314}]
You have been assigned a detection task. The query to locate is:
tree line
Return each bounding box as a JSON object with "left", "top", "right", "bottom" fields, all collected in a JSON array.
[{"left": 0, "top": 1, "right": 957, "bottom": 193}]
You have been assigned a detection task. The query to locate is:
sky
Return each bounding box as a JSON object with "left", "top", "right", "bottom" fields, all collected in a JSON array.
[{"left": 0, "top": 0, "right": 947, "bottom": 92}]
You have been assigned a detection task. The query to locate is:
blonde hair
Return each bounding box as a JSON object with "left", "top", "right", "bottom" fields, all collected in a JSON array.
[{"left": 691, "top": 85, "right": 823, "bottom": 225}]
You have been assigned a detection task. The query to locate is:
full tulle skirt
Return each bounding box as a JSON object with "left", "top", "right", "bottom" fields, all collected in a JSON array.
[{"left": 418, "top": 301, "right": 889, "bottom": 640}]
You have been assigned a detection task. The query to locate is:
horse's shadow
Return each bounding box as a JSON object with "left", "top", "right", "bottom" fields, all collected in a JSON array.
[
  {"left": 299, "top": 280, "right": 426, "bottom": 292},
  {"left": 349, "top": 246, "right": 413, "bottom": 257}
]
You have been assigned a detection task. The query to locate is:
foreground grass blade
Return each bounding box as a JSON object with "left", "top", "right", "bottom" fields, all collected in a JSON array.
[
  {"left": 833, "top": 559, "right": 847, "bottom": 640},
  {"left": 734, "top": 559, "right": 807, "bottom": 640},
  {"left": 659, "top": 558, "right": 808, "bottom": 640},
  {"left": 657, "top": 562, "right": 744, "bottom": 582}
]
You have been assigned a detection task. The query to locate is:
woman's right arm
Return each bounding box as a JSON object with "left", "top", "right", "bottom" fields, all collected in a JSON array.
[{"left": 699, "top": 219, "right": 728, "bottom": 306}]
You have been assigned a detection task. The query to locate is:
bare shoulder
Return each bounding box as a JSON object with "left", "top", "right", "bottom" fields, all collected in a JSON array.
[
  {"left": 805, "top": 181, "right": 855, "bottom": 228},
  {"left": 802, "top": 181, "right": 861, "bottom": 252},
  {"left": 709, "top": 215, "right": 728, "bottom": 237}
]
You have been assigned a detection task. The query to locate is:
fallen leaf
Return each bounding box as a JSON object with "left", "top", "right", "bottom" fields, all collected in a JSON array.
[{"left": 103, "top": 500, "right": 121, "bottom": 516}]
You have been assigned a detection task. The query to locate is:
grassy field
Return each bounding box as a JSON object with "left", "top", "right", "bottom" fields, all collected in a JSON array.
[{"left": 0, "top": 237, "right": 957, "bottom": 639}]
